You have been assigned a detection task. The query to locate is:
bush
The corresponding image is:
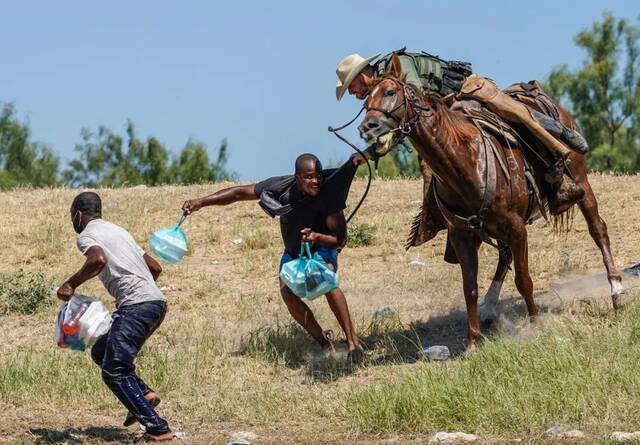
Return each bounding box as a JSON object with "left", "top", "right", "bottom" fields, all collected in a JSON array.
[
  {"left": 0, "top": 269, "right": 53, "bottom": 315},
  {"left": 347, "top": 223, "right": 376, "bottom": 247}
]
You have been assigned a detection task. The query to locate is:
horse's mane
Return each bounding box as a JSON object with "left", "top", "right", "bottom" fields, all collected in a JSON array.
[{"left": 420, "top": 91, "right": 479, "bottom": 147}]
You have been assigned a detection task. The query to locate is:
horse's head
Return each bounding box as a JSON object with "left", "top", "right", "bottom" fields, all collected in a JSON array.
[{"left": 358, "top": 53, "right": 426, "bottom": 156}]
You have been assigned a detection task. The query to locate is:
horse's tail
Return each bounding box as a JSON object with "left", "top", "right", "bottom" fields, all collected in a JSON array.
[{"left": 552, "top": 204, "right": 576, "bottom": 234}]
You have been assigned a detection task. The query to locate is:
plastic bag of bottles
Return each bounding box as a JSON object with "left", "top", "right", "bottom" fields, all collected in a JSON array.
[
  {"left": 55, "top": 294, "right": 112, "bottom": 351},
  {"left": 149, "top": 214, "right": 188, "bottom": 264},
  {"left": 279, "top": 243, "right": 340, "bottom": 300}
]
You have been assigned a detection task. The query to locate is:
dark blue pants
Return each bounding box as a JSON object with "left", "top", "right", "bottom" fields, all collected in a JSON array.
[{"left": 91, "top": 300, "right": 170, "bottom": 435}]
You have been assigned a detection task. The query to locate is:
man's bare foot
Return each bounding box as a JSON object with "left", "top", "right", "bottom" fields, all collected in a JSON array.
[
  {"left": 136, "top": 431, "right": 174, "bottom": 442},
  {"left": 321, "top": 330, "right": 336, "bottom": 358},
  {"left": 347, "top": 345, "right": 364, "bottom": 364}
]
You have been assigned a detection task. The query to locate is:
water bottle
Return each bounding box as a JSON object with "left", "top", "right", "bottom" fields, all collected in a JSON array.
[
  {"left": 62, "top": 301, "right": 89, "bottom": 335},
  {"left": 62, "top": 312, "right": 82, "bottom": 335},
  {"left": 422, "top": 345, "right": 450, "bottom": 361}
]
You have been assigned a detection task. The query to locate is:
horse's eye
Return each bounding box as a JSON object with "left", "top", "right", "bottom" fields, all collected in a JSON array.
[{"left": 385, "top": 89, "right": 396, "bottom": 97}]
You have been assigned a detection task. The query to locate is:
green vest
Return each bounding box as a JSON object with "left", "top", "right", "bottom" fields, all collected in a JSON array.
[{"left": 376, "top": 51, "right": 444, "bottom": 95}]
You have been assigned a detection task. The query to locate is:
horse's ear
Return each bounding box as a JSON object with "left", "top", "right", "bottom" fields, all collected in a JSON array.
[{"left": 389, "top": 52, "right": 403, "bottom": 79}]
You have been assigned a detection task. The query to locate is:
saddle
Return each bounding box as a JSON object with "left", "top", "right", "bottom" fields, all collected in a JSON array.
[{"left": 405, "top": 81, "right": 558, "bottom": 251}]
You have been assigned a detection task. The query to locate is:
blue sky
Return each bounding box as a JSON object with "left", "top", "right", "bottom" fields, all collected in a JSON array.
[{"left": 1, "top": 1, "right": 637, "bottom": 180}]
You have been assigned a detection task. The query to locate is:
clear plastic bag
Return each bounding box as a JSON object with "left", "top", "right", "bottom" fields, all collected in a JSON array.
[
  {"left": 280, "top": 243, "right": 340, "bottom": 300},
  {"left": 149, "top": 214, "right": 188, "bottom": 264},
  {"left": 55, "top": 294, "right": 112, "bottom": 351}
]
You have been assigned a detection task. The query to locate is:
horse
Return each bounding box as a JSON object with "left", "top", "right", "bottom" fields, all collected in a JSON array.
[{"left": 357, "top": 53, "right": 623, "bottom": 349}]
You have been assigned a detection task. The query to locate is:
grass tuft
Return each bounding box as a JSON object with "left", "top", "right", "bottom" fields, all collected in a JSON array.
[
  {"left": 347, "top": 222, "right": 376, "bottom": 247},
  {"left": 348, "top": 299, "right": 640, "bottom": 436},
  {"left": 0, "top": 269, "right": 53, "bottom": 315}
]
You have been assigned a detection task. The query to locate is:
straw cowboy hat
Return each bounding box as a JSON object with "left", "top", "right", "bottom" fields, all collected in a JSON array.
[{"left": 335, "top": 53, "right": 381, "bottom": 100}]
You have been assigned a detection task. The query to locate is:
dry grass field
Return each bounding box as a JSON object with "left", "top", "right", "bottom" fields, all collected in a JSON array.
[{"left": 1, "top": 174, "right": 640, "bottom": 444}]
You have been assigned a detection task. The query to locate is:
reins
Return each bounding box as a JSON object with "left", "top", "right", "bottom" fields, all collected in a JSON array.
[{"left": 328, "top": 109, "right": 373, "bottom": 224}]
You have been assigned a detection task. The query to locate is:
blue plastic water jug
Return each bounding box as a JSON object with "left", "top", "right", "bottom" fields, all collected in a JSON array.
[
  {"left": 149, "top": 214, "right": 188, "bottom": 264},
  {"left": 279, "top": 243, "right": 339, "bottom": 300}
]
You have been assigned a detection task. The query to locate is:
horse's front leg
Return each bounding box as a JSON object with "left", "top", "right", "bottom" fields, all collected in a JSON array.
[
  {"left": 449, "top": 230, "right": 482, "bottom": 350},
  {"left": 506, "top": 219, "right": 538, "bottom": 318},
  {"left": 479, "top": 241, "right": 512, "bottom": 324}
]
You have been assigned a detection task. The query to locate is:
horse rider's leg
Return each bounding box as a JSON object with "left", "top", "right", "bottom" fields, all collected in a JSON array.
[
  {"left": 576, "top": 180, "right": 624, "bottom": 308},
  {"left": 479, "top": 241, "right": 513, "bottom": 324},
  {"left": 506, "top": 219, "right": 538, "bottom": 318},
  {"left": 449, "top": 230, "right": 482, "bottom": 350}
]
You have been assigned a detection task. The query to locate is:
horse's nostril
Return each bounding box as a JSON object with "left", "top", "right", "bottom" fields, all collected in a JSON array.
[{"left": 367, "top": 121, "right": 380, "bottom": 130}]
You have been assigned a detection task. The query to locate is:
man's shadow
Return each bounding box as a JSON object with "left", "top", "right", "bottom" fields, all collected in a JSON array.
[
  {"left": 29, "top": 426, "right": 133, "bottom": 444},
  {"left": 237, "top": 309, "right": 470, "bottom": 383},
  {"left": 237, "top": 295, "right": 560, "bottom": 383}
]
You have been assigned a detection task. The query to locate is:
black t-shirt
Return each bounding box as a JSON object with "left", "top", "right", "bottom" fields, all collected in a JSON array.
[{"left": 254, "top": 173, "right": 350, "bottom": 255}]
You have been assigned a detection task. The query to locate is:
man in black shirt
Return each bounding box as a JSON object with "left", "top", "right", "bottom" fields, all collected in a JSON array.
[{"left": 182, "top": 154, "right": 362, "bottom": 358}]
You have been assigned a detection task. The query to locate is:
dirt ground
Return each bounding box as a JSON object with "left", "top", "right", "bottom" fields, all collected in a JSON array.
[{"left": 1, "top": 174, "right": 638, "bottom": 444}]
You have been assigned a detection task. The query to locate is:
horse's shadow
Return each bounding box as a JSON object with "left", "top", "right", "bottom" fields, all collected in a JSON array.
[
  {"left": 237, "top": 294, "right": 562, "bottom": 383},
  {"left": 29, "top": 426, "right": 133, "bottom": 444}
]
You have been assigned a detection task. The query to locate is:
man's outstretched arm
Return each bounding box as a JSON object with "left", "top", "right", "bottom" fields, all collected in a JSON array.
[
  {"left": 182, "top": 184, "right": 257, "bottom": 215},
  {"left": 57, "top": 246, "right": 107, "bottom": 301}
]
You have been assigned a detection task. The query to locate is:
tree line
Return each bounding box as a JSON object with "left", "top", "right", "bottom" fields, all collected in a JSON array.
[
  {"left": 1, "top": 12, "right": 638, "bottom": 190},
  {"left": 0, "top": 106, "right": 234, "bottom": 190}
]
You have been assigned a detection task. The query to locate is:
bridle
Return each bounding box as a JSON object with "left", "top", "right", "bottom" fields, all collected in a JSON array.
[
  {"left": 326, "top": 78, "right": 432, "bottom": 224},
  {"left": 363, "top": 77, "right": 430, "bottom": 138}
]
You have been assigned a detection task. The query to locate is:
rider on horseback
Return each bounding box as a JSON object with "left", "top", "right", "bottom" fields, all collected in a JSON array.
[{"left": 335, "top": 49, "right": 588, "bottom": 217}]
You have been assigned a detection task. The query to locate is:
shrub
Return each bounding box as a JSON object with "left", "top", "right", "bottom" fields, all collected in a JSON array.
[
  {"left": 0, "top": 269, "right": 53, "bottom": 315},
  {"left": 347, "top": 223, "right": 376, "bottom": 247}
]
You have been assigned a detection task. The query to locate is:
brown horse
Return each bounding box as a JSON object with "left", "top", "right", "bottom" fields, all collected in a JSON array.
[{"left": 358, "top": 54, "right": 623, "bottom": 349}]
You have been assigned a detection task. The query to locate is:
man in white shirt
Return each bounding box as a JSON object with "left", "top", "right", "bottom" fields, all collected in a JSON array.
[{"left": 57, "top": 192, "right": 173, "bottom": 442}]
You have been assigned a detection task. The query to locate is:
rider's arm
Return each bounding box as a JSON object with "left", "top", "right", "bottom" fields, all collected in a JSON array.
[{"left": 183, "top": 184, "right": 257, "bottom": 214}]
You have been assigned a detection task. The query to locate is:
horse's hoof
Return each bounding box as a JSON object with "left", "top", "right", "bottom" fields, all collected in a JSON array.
[
  {"left": 479, "top": 301, "right": 499, "bottom": 325},
  {"left": 464, "top": 344, "right": 478, "bottom": 357},
  {"left": 611, "top": 281, "right": 628, "bottom": 310}
]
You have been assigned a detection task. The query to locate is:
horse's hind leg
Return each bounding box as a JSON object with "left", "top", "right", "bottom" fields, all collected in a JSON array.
[
  {"left": 480, "top": 241, "right": 513, "bottom": 323},
  {"left": 577, "top": 179, "right": 624, "bottom": 307},
  {"left": 507, "top": 220, "right": 538, "bottom": 318}
]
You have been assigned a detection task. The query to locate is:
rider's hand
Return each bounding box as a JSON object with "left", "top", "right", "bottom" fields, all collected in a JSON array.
[
  {"left": 182, "top": 199, "right": 203, "bottom": 215},
  {"left": 57, "top": 282, "right": 75, "bottom": 301},
  {"left": 301, "top": 228, "right": 319, "bottom": 245}
]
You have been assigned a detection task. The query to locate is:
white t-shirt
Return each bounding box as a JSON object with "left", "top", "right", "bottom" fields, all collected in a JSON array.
[{"left": 76, "top": 219, "right": 166, "bottom": 307}]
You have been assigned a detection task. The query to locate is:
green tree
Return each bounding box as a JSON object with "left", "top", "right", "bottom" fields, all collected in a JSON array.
[
  {"left": 65, "top": 120, "right": 234, "bottom": 187},
  {"left": 63, "top": 126, "right": 125, "bottom": 187},
  {"left": 546, "top": 12, "right": 640, "bottom": 172},
  {"left": 0, "top": 103, "right": 59, "bottom": 189},
  {"left": 170, "top": 138, "right": 235, "bottom": 184}
]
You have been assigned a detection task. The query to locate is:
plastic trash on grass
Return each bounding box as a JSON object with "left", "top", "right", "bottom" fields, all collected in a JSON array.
[
  {"left": 280, "top": 242, "right": 339, "bottom": 300},
  {"left": 55, "top": 294, "right": 111, "bottom": 351},
  {"left": 149, "top": 214, "right": 188, "bottom": 264}
]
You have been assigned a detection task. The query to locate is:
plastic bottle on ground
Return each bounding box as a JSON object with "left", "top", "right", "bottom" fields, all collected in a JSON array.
[{"left": 422, "top": 345, "right": 450, "bottom": 361}]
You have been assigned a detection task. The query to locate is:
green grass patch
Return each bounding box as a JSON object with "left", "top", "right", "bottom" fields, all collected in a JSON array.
[
  {"left": 0, "top": 269, "right": 53, "bottom": 315},
  {"left": 348, "top": 302, "right": 640, "bottom": 436},
  {"left": 347, "top": 222, "right": 376, "bottom": 247}
]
